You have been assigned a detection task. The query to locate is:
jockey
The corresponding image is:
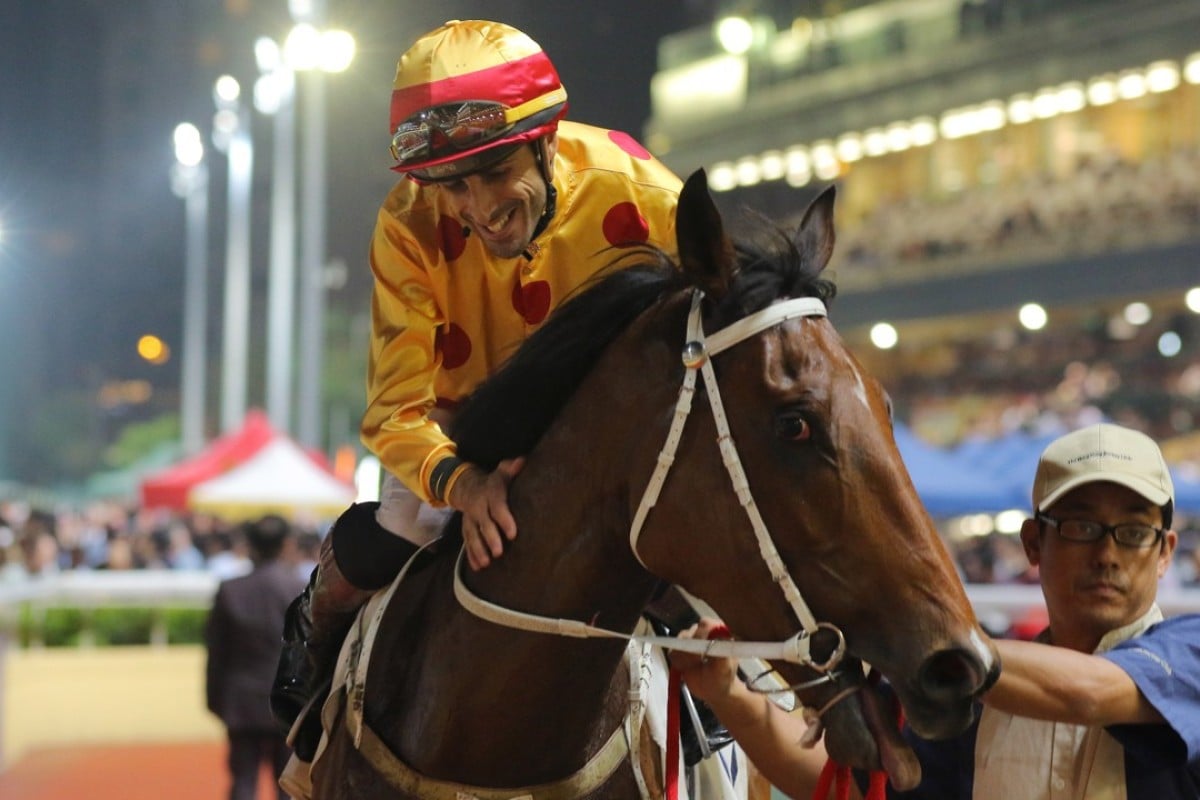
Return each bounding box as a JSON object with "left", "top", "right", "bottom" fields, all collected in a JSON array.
[{"left": 272, "top": 18, "right": 682, "bottom": 758}]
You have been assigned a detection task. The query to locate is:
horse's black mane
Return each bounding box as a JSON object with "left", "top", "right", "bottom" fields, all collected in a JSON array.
[{"left": 451, "top": 215, "right": 837, "bottom": 469}]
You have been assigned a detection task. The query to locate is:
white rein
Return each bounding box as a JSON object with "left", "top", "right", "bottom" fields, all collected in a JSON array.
[{"left": 453, "top": 289, "right": 847, "bottom": 673}]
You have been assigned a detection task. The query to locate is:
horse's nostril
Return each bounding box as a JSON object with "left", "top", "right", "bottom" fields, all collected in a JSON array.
[{"left": 918, "top": 648, "right": 985, "bottom": 702}]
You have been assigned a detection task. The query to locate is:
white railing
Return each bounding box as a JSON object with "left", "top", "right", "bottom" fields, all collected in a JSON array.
[
  {"left": 0, "top": 571, "right": 219, "bottom": 647},
  {"left": 0, "top": 570, "right": 218, "bottom": 608},
  {"left": 1, "top": 572, "right": 1198, "bottom": 641}
]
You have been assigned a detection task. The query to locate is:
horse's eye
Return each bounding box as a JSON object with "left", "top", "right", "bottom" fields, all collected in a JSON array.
[{"left": 775, "top": 413, "right": 811, "bottom": 442}]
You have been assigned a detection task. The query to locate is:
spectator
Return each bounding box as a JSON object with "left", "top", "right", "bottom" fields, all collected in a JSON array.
[
  {"left": 206, "top": 515, "right": 307, "bottom": 800},
  {"left": 165, "top": 521, "right": 205, "bottom": 570},
  {"left": 206, "top": 527, "right": 253, "bottom": 581}
]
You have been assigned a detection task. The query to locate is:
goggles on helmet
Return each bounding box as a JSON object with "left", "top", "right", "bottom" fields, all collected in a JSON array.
[
  {"left": 390, "top": 100, "right": 511, "bottom": 164},
  {"left": 389, "top": 87, "right": 567, "bottom": 173}
]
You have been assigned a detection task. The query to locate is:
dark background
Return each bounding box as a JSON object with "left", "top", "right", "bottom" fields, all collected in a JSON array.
[{"left": 0, "top": 1, "right": 724, "bottom": 483}]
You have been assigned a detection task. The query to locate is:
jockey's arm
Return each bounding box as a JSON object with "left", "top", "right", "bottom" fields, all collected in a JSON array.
[{"left": 364, "top": 217, "right": 528, "bottom": 571}]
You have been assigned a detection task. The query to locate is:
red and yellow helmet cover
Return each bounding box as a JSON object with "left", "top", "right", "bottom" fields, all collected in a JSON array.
[{"left": 389, "top": 20, "right": 568, "bottom": 174}]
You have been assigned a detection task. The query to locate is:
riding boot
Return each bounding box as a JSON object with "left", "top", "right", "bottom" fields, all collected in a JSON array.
[
  {"left": 270, "top": 568, "right": 318, "bottom": 742},
  {"left": 271, "top": 501, "right": 422, "bottom": 761},
  {"left": 270, "top": 504, "right": 388, "bottom": 761}
]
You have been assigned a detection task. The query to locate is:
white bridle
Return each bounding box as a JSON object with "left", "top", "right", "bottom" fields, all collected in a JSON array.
[{"left": 454, "top": 288, "right": 847, "bottom": 673}]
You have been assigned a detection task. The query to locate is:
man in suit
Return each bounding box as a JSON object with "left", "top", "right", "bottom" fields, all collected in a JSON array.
[{"left": 206, "top": 515, "right": 308, "bottom": 800}]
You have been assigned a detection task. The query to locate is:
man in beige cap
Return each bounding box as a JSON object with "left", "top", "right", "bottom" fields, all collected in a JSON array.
[{"left": 673, "top": 423, "right": 1200, "bottom": 798}]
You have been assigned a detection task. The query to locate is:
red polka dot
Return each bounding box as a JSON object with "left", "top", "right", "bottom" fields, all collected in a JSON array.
[
  {"left": 438, "top": 217, "right": 467, "bottom": 261},
  {"left": 609, "top": 130, "right": 651, "bottom": 160},
  {"left": 436, "top": 323, "right": 471, "bottom": 369},
  {"left": 512, "top": 279, "right": 552, "bottom": 325},
  {"left": 602, "top": 202, "right": 650, "bottom": 247}
]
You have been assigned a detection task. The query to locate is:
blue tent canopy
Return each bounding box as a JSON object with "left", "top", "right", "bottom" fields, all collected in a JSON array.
[
  {"left": 892, "top": 424, "right": 1021, "bottom": 517},
  {"left": 952, "top": 428, "right": 1200, "bottom": 517},
  {"left": 1172, "top": 472, "right": 1200, "bottom": 516},
  {"left": 952, "top": 429, "right": 1060, "bottom": 513}
]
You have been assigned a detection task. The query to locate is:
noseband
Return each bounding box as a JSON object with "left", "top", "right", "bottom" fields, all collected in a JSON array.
[{"left": 455, "top": 288, "right": 848, "bottom": 678}]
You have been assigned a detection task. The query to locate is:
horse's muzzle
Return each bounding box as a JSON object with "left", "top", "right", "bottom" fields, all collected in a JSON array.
[{"left": 907, "top": 633, "right": 1000, "bottom": 739}]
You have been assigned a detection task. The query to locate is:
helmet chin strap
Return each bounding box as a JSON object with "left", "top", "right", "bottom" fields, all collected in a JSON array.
[{"left": 530, "top": 138, "right": 557, "bottom": 242}]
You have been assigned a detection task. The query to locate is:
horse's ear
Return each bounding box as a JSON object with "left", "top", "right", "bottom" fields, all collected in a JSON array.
[
  {"left": 794, "top": 185, "right": 837, "bottom": 275},
  {"left": 676, "top": 168, "right": 737, "bottom": 299}
]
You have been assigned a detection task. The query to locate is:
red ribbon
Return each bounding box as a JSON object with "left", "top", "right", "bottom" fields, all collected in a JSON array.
[
  {"left": 666, "top": 624, "right": 733, "bottom": 800},
  {"left": 812, "top": 669, "right": 898, "bottom": 800},
  {"left": 666, "top": 667, "right": 681, "bottom": 800},
  {"left": 812, "top": 751, "right": 888, "bottom": 800}
]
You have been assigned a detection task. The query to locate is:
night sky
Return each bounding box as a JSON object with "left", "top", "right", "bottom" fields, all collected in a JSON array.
[{"left": 0, "top": 0, "right": 716, "bottom": 480}]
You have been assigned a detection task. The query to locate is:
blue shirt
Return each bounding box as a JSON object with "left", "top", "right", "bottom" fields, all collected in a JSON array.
[{"left": 891, "top": 612, "right": 1200, "bottom": 799}]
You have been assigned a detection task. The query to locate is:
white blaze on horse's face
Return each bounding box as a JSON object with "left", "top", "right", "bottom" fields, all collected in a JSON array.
[
  {"left": 846, "top": 353, "right": 870, "bottom": 409},
  {"left": 969, "top": 627, "right": 995, "bottom": 674}
]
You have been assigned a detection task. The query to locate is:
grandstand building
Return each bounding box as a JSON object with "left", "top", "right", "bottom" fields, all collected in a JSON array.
[{"left": 646, "top": 0, "right": 1200, "bottom": 449}]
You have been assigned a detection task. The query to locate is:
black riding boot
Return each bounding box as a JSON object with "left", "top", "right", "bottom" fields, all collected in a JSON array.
[
  {"left": 270, "top": 501, "right": 418, "bottom": 761},
  {"left": 271, "top": 568, "right": 373, "bottom": 760},
  {"left": 270, "top": 569, "right": 316, "bottom": 739}
]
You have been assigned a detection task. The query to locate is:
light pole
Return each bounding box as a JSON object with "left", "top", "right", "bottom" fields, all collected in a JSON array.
[
  {"left": 0, "top": 214, "right": 9, "bottom": 479},
  {"left": 255, "top": 37, "right": 298, "bottom": 435},
  {"left": 170, "top": 122, "right": 209, "bottom": 455},
  {"left": 212, "top": 75, "right": 253, "bottom": 434},
  {"left": 285, "top": 5, "right": 355, "bottom": 449}
]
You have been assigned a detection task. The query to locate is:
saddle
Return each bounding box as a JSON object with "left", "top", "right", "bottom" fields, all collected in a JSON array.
[{"left": 283, "top": 537, "right": 734, "bottom": 796}]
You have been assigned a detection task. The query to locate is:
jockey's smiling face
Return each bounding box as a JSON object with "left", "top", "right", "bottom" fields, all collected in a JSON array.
[{"left": 436, "top": 134, "right": 558, "bottom": 260}]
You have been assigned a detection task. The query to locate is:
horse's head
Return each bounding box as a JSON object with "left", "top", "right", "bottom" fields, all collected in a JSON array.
[{"left": 636, "top": 170, "right": 999, "bottom": 789}]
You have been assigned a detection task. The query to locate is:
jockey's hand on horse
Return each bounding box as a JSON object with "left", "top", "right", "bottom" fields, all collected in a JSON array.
[
  {"left": 448, "top": 457, "right": 526, "bottom": 571},
  {"left": 670, "top": 618, "right": 740, "bottom": 706}
]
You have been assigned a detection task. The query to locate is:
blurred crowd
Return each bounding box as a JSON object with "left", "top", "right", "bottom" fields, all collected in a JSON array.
[
  {"left": 835, "top": 145, "right": 1200, "bottom": 290},
  {"left": 882, "top": 308, "right": 1200, "bottom": 455},
  {"left": 808, "top": 142, "right": 1200, "bottom": 476},
  {"left": 2, "top": 493, "right": 1198, "bottom": 592},
  {"left": 0, "top": 500, "right": 322, "bottom": 585}
]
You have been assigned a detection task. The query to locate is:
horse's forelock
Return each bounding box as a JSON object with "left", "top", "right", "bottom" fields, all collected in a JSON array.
[{"left": 709, "top": 216, "right": 837, "bottom": 326}]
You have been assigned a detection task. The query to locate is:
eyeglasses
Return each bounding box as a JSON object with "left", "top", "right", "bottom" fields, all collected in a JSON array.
[
  {"left": 390, "top": 88, "right": 567, "bottom": 168},
  {"left": 1036, "top": 513, "right": 1164, "bottom": 548}
]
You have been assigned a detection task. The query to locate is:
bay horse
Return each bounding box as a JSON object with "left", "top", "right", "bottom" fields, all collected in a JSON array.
[{"left": 310, "top": 170, "right": 998, "bottom": 799}]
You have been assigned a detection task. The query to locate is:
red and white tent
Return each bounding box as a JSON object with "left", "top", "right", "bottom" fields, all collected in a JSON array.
[
  {"left": 187, "top": 436, "right": 355, "bottom": 522},
  {"left": 140, "top": 410, "right": 276, "bottom": 511},
  {"left": 139, "top": 410, "right": 354, "bottom": 521}
]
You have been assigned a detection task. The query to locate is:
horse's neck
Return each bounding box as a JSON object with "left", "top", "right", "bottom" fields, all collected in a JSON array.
[
  {"left": 463, "top": 299, "right": 684, "bottom": 642},
  {"left": 379, "top": 315, "right": 679, "bottom": 783}
]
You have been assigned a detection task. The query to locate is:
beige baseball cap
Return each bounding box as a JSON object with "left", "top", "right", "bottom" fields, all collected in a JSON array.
[{"left": 1033, "top": 423, "right": 1174, "bottom": 514}]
